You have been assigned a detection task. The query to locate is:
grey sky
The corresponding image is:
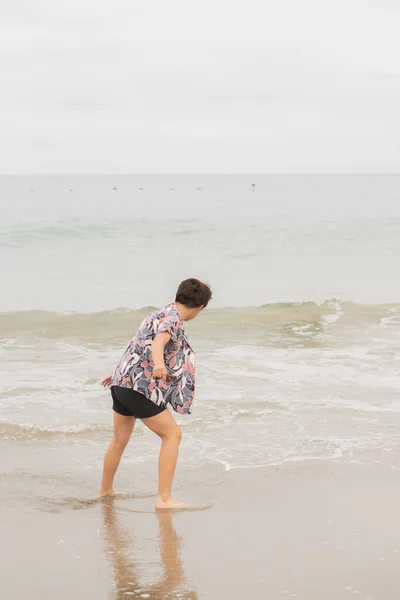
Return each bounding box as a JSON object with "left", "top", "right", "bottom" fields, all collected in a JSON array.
[{"left": 1, "top": 0, "right": 399, "bottom": 174}]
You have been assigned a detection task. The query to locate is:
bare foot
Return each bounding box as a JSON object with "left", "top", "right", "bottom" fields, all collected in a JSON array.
[
  {"left": 98, "top": 489, "right": 116, "bottom": 498},
  {"left": 155, "top": 496, "right": 191, "bottom": 510}
]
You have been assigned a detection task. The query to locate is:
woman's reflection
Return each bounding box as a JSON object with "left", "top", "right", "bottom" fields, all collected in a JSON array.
[{"left": 101, "top": 498, "right": 198, "bottom": 600}]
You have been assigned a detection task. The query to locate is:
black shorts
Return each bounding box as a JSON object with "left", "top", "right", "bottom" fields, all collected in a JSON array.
[{"left": 111, "top": 386, "right": 166, "bottom": 419}]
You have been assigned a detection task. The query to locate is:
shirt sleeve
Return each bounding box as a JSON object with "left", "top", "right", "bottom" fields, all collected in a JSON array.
[{"left": 155, "top": 312, "right": 179, "bottom": 343}]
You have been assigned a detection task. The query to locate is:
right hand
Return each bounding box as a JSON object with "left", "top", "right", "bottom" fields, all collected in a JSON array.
[{"left": 101, "top": 374, "right": 112, "bottom": 388}]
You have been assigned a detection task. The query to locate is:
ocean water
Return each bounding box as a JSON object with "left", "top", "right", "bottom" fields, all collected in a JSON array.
[{"left": 1, "top": 175, "right": 400, "bottom": 506}]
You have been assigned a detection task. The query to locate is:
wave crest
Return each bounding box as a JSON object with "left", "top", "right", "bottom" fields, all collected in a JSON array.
[
  {"left": 0, "top": 300, "right": 399, "bottom": 339},
  {"left": 0, "top": 421, "right": 111, "bottom": 440}
]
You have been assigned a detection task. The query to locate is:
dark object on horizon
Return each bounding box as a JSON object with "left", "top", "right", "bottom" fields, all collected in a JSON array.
[
  {"left": 197, "top": 188, "right": 202, "bottom": 191},
  {"left": 69, "top": 189, "right": 74, "bottom": 192},
  {"left": 113, "top": 187, "right": 118, "bottom": 191},
  {"left": 29, "top": 189, "right": 35, "bottom": 192},
  {"left": 170, "top": 188, "right": 175, "bottom": 191},
  {"left": 139, "top": 188, "right": 144, "bottom": 191},
  {"left": 252, "top": 183, "right": 256, "bottom": 190}
]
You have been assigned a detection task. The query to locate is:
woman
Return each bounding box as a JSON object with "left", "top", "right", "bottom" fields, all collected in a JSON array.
[{"left": 100, "top": 278, "right": 212, "bottom": 509}]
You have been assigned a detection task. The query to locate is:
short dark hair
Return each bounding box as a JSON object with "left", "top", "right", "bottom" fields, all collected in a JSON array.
[{"left": 175, "top": 278, "right": 212, "bottom": 308}]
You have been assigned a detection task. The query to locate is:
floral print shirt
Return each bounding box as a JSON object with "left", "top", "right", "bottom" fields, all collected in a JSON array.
[{"left": 110, "top": 303, "right": 195, "bottom": 414}]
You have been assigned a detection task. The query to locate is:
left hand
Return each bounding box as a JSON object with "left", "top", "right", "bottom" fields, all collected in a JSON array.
[
  {"left": 101, "top": 374, "right": 112, "bottom": 388},
  {"left": 152, "top": 364, "right": 168, "bottom": 382}
]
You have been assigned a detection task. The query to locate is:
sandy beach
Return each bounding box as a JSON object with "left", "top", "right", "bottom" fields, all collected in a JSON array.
[
  {"left": 2, "top": 0, "right": 400, "bottom": 586},
  {"left": 2, "top": 460, "right": 399, "bottom": 600}
]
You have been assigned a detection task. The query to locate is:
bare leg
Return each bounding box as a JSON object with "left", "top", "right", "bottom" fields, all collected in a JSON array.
[
  {"left": 142, "top": 409, "right": 189, "bottom": 509},
  {"left": 99, "top": 412, "right": 135, "bottom": 497}
]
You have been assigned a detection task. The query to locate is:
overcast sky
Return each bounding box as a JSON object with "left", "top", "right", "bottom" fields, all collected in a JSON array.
[{"left": 0, "top": 0, "right": 399, "bottom": 174}]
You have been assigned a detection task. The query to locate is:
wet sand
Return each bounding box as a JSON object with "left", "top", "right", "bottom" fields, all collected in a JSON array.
[{"left": 1, "top": 461, "right": 399, "bottom": 600}]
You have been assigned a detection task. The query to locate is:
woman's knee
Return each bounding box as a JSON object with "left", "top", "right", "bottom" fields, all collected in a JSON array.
[
  {"left": 162, "top": 425, "right": 182, "bottom": 444},
  {"left": 113, "top": 432, "right": 131, "bottom": 448}
]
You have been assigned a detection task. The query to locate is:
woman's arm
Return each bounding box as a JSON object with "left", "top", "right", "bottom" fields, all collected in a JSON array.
[{"left": 152, "top": 332, "right": 171, "bottom": 381}]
